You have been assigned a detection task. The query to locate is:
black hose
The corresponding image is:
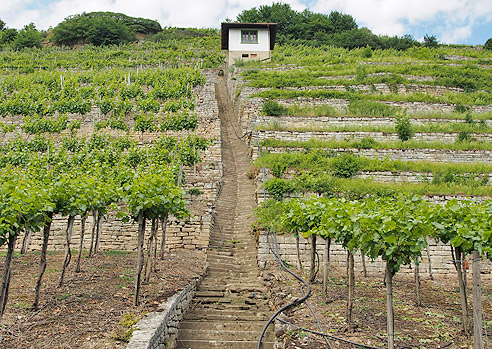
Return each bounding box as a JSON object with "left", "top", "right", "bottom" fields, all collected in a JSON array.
[
  {"left": 276, "top": 318, "right": 382, "bottom": 349},
  {"left": 272, "top": 230, "right": 332, "bottom": 348},
  {"left": 257, "top": 230, "right": 313, "bottom": 349}
]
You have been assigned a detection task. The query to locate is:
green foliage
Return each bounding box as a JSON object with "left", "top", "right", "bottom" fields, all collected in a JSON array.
[
  {"left": 151, "top": 27, "right": 218, "bottom": 42},
  {"left": 432, "top": 199, "right": 492, "bottom": 256},
  {"left": 111, "top": 312, "right": 140, "bottom": 342},
  {"left": 86, "top": 17, "right": 134, "bottom": 47},
  {"left": 161, "top": 111, "right": 198, "bottom": 131},
  {"left": 134, "top": 112, "right": 157, "bottom": 133},
  {"left": 395, "top": 114, "right": 414, "bottom": 141},
  {"left": 264, "top": 178, "right": 295, "bottom": 200},
  {"left": 423, "top": 34, "right": 439, "bottom": 48},
  {"left": 454, "top": 103, "right": 470, "bottom": 113},
  {"left": 352, "top": 137, "right": 378, "bottom": 149},
  {"left": 331, "top": 153, "right": 360, "bottom": 178},
  {"left": 236, "top": 4, "right": 416, "bottom": 50},
  {"left": 122, "top": 171, "right": 188, "bottom": 221},
  {"left": 187, "top": 188, "right": 202, "bottom": 197},
  {"left": 349, "top": 100, "right": 402, "bottom": 117},
  {"left": 262, "top": 100, "right": 287, "bottom": 116},
  {"left": 0, "top": 28, "right": 17, "bottom": 46},
  {"left": 485, "top": 38, "right": 492, "bottom": 51},
  {"left": 12, "top": 23, "right": 42, "bottom": 49},
  {"left": 52, "top": 12, "right": 161, "bottom": 46},
  {"left": 22, "top": 116, "right": 68, "bottom": 134}
]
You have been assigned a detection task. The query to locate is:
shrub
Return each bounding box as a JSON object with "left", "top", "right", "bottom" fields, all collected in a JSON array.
[
  {"left": 457, "top": 131, "right": 471, "bottom": 142},
  {"left": 362, "top": 45, "right": 373, "bottom": 58},
  {"left": 271, "top": 161, "right": 287, "bottom": 178},
  {"left": 454, "top": 103, "right": 470, "bottom": 113},
  {"left": 423, "top": 34, "right": 438, "bottom": 48},
  {"left": 352, "top": 137, "right": 377, "bottom": 149},
  {"left": 485, "top": 38, "right": 492, "bottom": 51},
  {"left": 395, "top": 114, "right": 414, "bottom": 141},
  {"left": 331, "top": 153, "right": 361, "bottom": 178},
  {"left": 262, "top": 100, "right": 287, "bottom": 116},
  {"left": 111, "top": 313, "right": 140, "bottom": 343},
  {"left": 187, "top": 188, "right": 202, "bottom": 197},
  {"left": 265, "top": 178, "right": 294, "bottom": 200}
]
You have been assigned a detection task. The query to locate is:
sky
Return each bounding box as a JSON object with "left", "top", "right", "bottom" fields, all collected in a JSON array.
[{"left": 1, "top": 0, "right": 492, "bottom": 45}]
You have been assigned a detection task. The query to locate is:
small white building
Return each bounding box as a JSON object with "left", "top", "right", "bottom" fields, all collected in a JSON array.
[{"left": 221, "top": 22, "right": 278, "bottom": 65}]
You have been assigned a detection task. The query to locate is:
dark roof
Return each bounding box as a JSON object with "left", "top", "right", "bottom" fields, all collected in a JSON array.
[{"left": 221, "top": 23, "right": 278, "bottom": 50}]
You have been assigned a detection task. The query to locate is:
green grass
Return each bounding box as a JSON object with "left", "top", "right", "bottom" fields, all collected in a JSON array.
[
  {"left": 255, "top": 120, "right": 492, "bottom": 134},
  {"left": 260, "top": 137, "right": 492, "bottom": 151},
  {"left": 255, "top": 150, "right": 492, "bottom": 176},
  {"left": 265, "top": 175, "right": 492, "bottom": 199},
  {"left": 254, "top": 88, "right": 492, "bottom": 106},
  {"left": 276, "top": 103, "right": 492, "bottom": 121}
]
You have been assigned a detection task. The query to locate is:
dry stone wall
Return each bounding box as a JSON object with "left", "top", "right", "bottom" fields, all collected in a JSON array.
[
  {"left": 252, "top": 129, "right": 492, "bottom": 144},
  {"left": 253, "top": 146, "right": 492, "bottom": 164},
  {"left": 257, "top": 233, "right": 492, "bottom": 277},
  {"left": 230, "top": 67, "right": 492, "bottom": 280},
  {"left": 127, "top": 276, "right": 202, "bottom": 349},
  {"left": 250, "top": 115, "right": 492, "bottom": 129},
  {"left": 257, "top": 167, "right": 492, "bottom": 186},
  {"left": 8, "top": 69, "right": 223, "bottom": 253}
]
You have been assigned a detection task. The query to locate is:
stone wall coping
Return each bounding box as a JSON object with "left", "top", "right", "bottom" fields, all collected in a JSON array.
[{"left": 127, "top": 276, "right": 202, "bottom": 349}]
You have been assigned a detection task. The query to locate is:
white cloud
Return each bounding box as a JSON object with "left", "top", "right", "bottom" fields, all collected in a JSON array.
[
  {"left": 0, "top": 0, "right": 307, "bottom": 30},
  {"left": 311, "top": 0, "right": 492, "bottom": 43},
  {"left": 441, "top": 25, "right": 472, "bottom": 43},
  {"left": 0, "top": 0, "right": 491, "bottom": 44}
]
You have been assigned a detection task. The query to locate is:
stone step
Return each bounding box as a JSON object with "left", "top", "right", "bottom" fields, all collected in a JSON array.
[
  {"left": 178, "top": 320, "right": 267, "bottom": 332},
  {"left": 198, "top": 284, "right": 267, "bottom": 293},
  {"left": 206, "top": 261, "right": 258, "bottom": 267},
  {"left": 183, "top": 310, "right": 270, "bottom": 321},
  {"left": 191, "top": 303, "right": 261, "bottom": 311},
  {"left": 192, "top": 295, "right": 263, "bottom": 304},
  {"left": 176, "top": 339, "right": 275, "bottom": 349},
  {"left": 195, "top": 290, "right": 225, "bottom": 297},
  {"left": 177, "top": 328, "right": 275, "bottom": 342},
  {"left": 207, "top": 268, "right": 258, "bottom": 276}
]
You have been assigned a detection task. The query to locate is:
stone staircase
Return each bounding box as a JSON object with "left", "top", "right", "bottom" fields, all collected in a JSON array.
[{"left": 175, "top": 72, "right": 275, "bottom": 348}]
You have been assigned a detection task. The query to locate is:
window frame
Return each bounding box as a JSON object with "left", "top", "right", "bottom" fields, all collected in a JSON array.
[{"left": 241, "top": 30, "right": 258, "bottom": 44}]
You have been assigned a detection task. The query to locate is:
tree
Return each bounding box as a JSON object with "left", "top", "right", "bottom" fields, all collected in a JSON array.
[
  {"left": 12, "top": 23, "right": 42, "bottom": 49},
  {"left": 0, "top": 19, "right": 5, "bottom": 31},
  {"left": 327, "top": 11, "right": 357, "bottom": 32},
  {"left": 52, "top": 12, "right": 160, "bottom": 46},
  {"left": 86, "top": 17, "right": 134, "bottom": 46},
  {"left": 484, "top": 38, "right": 492, "bottom": 51},
  {"left": 423, "top": 34, "right": 439, "bottom": 48},
  {"left": 395, "top": 114, "right": 414, "bottom": 141},
  {"left": 236, "top": 3, "right": 357, "bottom": 46},
  {"left": 0, "top": 28, "right": 18, "bottom": 45}
]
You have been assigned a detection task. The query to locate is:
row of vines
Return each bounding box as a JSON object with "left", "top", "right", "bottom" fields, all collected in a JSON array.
[
  {"left": 0, "top": 49, "right": 214, "bottom": 322},
  {"left": 256, "top": 196, "right": 491, "bottom": 348},
  {"left": 0, "top": 131, "right": 210, "bottom": 320}
]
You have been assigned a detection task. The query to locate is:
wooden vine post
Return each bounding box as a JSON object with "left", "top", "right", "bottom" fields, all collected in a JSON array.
[{"left": 472, "top": 250, "right": 483, "bottom": 349}]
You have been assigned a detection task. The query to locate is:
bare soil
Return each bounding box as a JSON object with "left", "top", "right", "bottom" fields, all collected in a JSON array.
[
  {"left": 264, "top": 262, "right": 492, "bottom": 349},
  {"left": 0, "top": 249, "right": 206, "bottom": 348}
]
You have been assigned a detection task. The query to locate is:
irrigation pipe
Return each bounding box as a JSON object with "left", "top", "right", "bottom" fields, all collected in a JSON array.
[
  {"left": 272, "top": 229, "right": 331, "bottom": 348},
  {"left": 256, "top": 229, "right": 316, "bottom": 349}
]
